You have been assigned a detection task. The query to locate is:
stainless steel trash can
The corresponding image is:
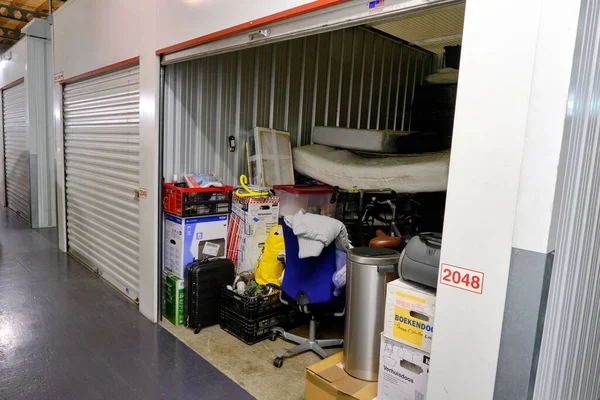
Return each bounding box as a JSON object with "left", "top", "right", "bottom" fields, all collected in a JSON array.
[{"left": 344, "top": 247, "right": 400, "bottom": 381}]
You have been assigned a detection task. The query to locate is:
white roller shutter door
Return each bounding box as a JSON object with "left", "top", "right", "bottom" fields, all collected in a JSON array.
[
  {"left": 3, "top": 82, "right": 30, "bottom": 223},
  {"left": 63, "top": 66, "right": 140, "bottom": 302}
]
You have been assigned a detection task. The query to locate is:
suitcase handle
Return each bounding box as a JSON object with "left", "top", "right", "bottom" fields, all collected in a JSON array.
[
  {"left": 419, "top": 232, "right": 442, "bottom": 249},
  {"left": 195, "top": 256, "right": 219, "bottom": 264}
]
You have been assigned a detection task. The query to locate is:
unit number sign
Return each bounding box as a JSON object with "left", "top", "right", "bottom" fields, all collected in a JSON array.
[{"left": 439, "top": 263, "right": 484, "bottom": 294}]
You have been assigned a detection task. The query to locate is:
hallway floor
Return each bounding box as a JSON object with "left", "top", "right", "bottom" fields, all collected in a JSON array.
[{"left": 0, "top": 209, "right": 252, "bottom": 400}]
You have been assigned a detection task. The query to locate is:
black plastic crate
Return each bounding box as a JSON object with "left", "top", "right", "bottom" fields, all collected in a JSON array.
[
  {"left": 220, "top": 287, "right": 283, "bottom": 320},
  {"left": 219, "top": 308, "right": 298, "bottom": 345}
]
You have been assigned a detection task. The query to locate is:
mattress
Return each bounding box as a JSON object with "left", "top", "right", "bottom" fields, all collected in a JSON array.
[
  {"left": 312, "top": 126, "right": 417, "bottom": 154},
  {"left": 293, "top": 144, "right": 450, "bottom": 193}
]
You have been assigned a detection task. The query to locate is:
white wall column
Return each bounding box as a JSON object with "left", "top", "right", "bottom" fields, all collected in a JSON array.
[
  {"left": 428, "top": 0, "right": 581, "bottom": 399},
  {"left": 24, "top": 20, "right": 56, "bottom": 229},
  {"left": 137, "top": 6, "right": 161, "bottom": 322}
]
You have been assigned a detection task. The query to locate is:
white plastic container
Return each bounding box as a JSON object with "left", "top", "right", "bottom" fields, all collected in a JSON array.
[{"left": 273, "top": 185, "right": 336, "bottom": 217}]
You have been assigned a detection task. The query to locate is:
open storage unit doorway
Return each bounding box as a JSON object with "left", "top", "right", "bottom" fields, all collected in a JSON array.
[
  {"left": 161, "top": 4, "right": 465, "bottom": 183},
  {"left": 158, "top": 2, "right": 465, "bottom": 399},
  {"left": 162, "top": 25, "right": 436, "bottom": 183}
]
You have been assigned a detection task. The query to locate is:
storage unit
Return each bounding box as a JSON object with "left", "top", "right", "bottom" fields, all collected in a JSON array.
[
  {"left": 155, "top": 0, "right": 464, "bottom": 392},
  {"left": 63, "top": 65, "right": 141, "bottom": 302},
  {"left": 3, "top": 81, "right": 30, "bottom": 222}
]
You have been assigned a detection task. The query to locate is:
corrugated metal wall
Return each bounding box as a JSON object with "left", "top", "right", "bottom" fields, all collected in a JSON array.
[
  {"left": 533, "top": 1, "right": 600, "bottom": 399},
  {"left": 163, "top": 27, "right": 433, "bottom": 184},
  {"left": 64, "top": 66, "right": 140, "bottom": 302},
  {"left": 3, "top": 82, "right": 29, "bottom": 222}
]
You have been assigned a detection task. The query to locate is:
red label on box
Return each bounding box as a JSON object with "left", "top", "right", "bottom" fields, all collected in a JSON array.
[{"left": 439, "top": 263, "right": 484, "bottom": 294}]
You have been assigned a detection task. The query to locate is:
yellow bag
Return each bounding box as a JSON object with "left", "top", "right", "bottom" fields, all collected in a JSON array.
[{"left": 255, "top": 225, "right": 285, "bottom": 286}]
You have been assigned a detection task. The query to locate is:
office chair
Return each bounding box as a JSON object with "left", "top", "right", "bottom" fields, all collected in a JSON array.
[{"left": 270, "top": 219, "right": 344, "bottom": 368}]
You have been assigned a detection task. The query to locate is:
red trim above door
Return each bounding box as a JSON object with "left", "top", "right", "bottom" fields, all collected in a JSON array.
[
  {"left": 59, "top": 56, "right": 140, "bottom": 85},
  {"left": 155, "top": 0, "right": 350, "bottom": 56},
  {"left": 1, "top": 77, "right": 24, "bottom": 91}
]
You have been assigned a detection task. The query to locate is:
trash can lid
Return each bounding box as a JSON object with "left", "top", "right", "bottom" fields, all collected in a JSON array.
[{"left": 348, "top": 247, "right": 400, "bottom": 265}]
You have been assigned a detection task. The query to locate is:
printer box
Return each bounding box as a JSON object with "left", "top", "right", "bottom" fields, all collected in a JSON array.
[
  {"left": 162, "top": 272, "right": 185, "bottom": 326},
  {"left": 384, "top": 278, "right": 436, "bottom": 353},
  {"left": 305, "top": 352, "right": 378, "bottom": 400},
  {"left": 163, "top": 213, "right": 228, "bottom": 279},
  {"left": 378, "top": 334, "right": 430, "bottom": 400}
]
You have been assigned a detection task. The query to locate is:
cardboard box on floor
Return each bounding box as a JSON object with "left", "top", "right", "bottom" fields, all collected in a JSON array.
[
  {"left": 305, "top": 352, "right": 377, "bottom": 400},
  {"left": 162, "top": 272, "right": 185, "bottom": 326}
]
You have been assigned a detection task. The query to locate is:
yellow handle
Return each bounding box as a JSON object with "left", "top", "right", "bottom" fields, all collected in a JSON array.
[{"left": 235, "top": 175, "right": 270, "bottom": 197}]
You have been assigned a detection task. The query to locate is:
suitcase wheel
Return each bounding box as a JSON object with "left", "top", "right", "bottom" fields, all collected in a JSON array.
[{"left": 194, "top": 326, "right": 202, "bottom": 334}]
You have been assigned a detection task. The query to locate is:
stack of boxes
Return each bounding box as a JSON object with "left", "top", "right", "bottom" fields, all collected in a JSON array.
[
  {"left": 161, "top": 183, "right": 232, "bottom": 326},
  {"left": 163, "top": 214, "right": 229, "bottom": 279},
  {"left": 378, "top": 278, "right": 436, "bottom": 400},
  {"left": 218, "top": 193, "right": 290, "bottom": 344}
]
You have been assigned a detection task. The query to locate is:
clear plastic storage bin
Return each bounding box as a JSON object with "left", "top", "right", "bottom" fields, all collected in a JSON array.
[{"left": 273, "top": 185, "right": 336, "bottom": 217}]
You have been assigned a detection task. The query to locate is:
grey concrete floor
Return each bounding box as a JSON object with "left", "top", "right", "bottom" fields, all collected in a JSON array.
[
  {"left": 0, "top": 208, "right": 252, "bottom": 400},
  {"left": 162, "top": 313, "right": 344, "bottom": 400}
]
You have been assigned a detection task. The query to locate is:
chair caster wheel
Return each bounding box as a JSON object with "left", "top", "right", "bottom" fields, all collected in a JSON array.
[
  {"left": 269, "top": 331, "right": 278, "bottom": 341},
  {"left": 273, "top": 357, "right": 284, "bottom": 368},
  {"left": 194, "top": 326, "right": 201, "bottom": 334}
]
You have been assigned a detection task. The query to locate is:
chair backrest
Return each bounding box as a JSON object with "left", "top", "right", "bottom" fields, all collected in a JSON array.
[{"left": 281, "top": 219, "right": 336, "bottom": 304}]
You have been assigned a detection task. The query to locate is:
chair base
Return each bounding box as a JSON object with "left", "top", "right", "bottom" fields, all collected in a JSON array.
[{"left": 272, "top": 318, "right": 344, "bottom": 361}]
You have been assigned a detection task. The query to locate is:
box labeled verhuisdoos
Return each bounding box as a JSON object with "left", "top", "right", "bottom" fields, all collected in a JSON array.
[
  {"left": 378, "top": 333, "right": 430, "bottom": 400},
  {"left": 163, "top": 214, "right": 228, "bottom": 278}
]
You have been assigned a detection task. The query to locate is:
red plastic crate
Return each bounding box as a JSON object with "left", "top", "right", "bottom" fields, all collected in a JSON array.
[{"left": 162, "top": 182, "right": 234, "bottom": 217}]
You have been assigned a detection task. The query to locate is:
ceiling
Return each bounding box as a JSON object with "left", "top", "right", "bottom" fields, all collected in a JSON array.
[
  {"left": 0, "top": 0, "right": 66, "bottom": 49},
  {"left": 370, "top": 3, "right": 465, "bottom": 54}
]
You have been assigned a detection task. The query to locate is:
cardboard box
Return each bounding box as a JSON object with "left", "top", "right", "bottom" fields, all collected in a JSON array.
[
  {"left": 163, "top": 213, "right": 229, "bottom": 278},
  {"left": 378, "top": 334, "right": 430, "bottom": 400},
  {"left": 227, "top": 194, "right": 279, "bottom": 272},
  {"left": 305, "top": 352, "right": 378, "bottom": 400},
  {"left": 162, "top": 272, "right": 185, "bottom": 326},
  {"left": 232, "top": 193, "right": 280, "bottom": 236},
  {"left": 383, "top": 279, "right": 436, "bottom": 353}
]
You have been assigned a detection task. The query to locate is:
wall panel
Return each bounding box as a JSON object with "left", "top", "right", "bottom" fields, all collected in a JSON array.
[{"left": 533, "top": 0, "right": 600, "bottom": 398}]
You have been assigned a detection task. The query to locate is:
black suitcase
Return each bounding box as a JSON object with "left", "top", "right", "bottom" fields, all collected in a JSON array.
[{"left": 184, "top": 258, "right": 235, "bottom": 334}]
